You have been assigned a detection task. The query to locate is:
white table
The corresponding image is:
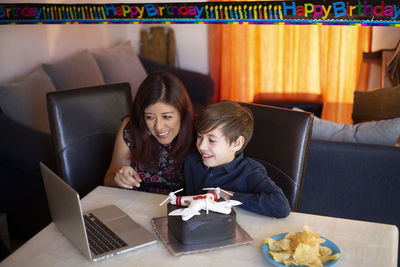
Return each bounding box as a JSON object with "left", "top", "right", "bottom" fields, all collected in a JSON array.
[{"left": 1, "top": 186, "right": 398, "bottom": 266}]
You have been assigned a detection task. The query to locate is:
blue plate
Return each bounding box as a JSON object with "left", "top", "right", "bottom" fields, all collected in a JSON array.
[{"left": 261, "top": 232, "right": 341, "bottom": 267}]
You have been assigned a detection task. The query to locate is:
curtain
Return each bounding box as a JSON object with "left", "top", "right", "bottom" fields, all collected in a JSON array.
[{"left": 209, "top": 24, "right": 372, "bottom": 104}]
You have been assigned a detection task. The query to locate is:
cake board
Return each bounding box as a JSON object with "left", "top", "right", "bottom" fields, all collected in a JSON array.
[{"left": 151, "top": 216, "right": 253, "bottom": 256}]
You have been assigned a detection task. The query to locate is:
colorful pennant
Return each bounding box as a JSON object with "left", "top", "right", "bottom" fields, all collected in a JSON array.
[{"left": 1, "top": 1, "right": 400, "bottom": 26}]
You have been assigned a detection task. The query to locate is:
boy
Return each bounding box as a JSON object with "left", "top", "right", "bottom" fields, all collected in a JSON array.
[{"left": 184, "top": 101, "right": 290, "bottom": 218}]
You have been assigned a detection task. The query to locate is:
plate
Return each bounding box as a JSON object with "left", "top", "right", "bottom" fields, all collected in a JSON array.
[
  {"left": 151, "top": 216, "right": 253, "bottom": 256},
  {"left": 261, "top": 232, "right": 341, "bottom": 267}
]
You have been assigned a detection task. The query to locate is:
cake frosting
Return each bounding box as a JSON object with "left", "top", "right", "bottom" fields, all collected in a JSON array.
[{"left": 167, "top": 203, "right": 236, "bottom": 245}]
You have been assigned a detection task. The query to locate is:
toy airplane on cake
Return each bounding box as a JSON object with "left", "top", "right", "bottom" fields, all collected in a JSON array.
[{"left": 159, "top": 187, "right": 242, "bottom": 221}]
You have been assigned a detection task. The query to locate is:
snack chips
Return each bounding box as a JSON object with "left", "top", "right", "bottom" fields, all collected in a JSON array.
[{"left": 264, "top": 225, "right": 340, "bottom": 267}]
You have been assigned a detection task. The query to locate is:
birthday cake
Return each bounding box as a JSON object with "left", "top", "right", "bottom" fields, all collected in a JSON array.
[{"left": 167, "top": 203, "right": 236, "bottom": 245}]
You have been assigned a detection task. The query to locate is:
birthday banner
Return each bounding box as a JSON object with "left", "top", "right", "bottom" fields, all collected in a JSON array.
[{"left": 1, "top": 1, "right": 400, "bottom": 26}]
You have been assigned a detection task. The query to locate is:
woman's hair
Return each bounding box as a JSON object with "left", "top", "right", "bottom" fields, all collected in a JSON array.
[
  {"left": 195, "top": 101, "right": 253, "bottom": 155},
  {"left": 130, "top": 70, "right": 194, "bottom": 167}
]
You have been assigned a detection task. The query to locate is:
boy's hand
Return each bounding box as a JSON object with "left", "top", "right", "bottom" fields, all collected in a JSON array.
[{"left": 219, "top": 190, "right": 234, "bottom": 200}]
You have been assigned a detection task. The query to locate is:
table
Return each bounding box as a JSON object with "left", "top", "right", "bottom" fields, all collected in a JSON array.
[{"left": 1, "top": 186, "right": 398, "bottom": 266}]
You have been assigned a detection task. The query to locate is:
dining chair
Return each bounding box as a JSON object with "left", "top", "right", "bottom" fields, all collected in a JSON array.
[
  {"left": 236, "top": 101, "right": 314, "bottom": 212},
  {"left": 47, "top": 83, "right": 131, "bottom": 198}
]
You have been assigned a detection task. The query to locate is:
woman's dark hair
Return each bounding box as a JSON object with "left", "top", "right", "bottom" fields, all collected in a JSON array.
[{"left": 130, "top": 70, "right": 194, "bottom": 167}]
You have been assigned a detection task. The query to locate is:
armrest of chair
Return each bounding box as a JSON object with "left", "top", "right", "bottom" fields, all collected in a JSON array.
[
  {"left": 0, "top": 113, "right": 54, "bottom": 238},
  {"left": 0, "top": 113, "right": 55, "bottom": 176},
  {"left": 139, "top": 55, "right": 214, "bottom": 112}
]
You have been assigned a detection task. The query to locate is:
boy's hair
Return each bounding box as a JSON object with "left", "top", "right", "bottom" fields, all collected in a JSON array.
[{"left": 196, "top": 101, "right": 254, "bottom": 154}]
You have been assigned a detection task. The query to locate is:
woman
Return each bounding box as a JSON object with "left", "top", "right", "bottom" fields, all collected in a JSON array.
[{"left": 104, "top": 70, "right": 194, "bottom": 194}]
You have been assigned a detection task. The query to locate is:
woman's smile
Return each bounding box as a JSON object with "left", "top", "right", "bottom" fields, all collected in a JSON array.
[
  {"left": 157, "top": 130, "right": 170, "bottom": 137},
  {"left": 144, "top": 102, "right": 181, "bottom": 145}
]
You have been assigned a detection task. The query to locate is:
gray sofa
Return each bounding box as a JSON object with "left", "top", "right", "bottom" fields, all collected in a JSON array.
[
  {"left": 297, "top": 105, "right": 400, "bottom": 229},
  {"left": 301, "top": 140, "right": 400, "bottom": 227},
  {"left": 300, "top": 139, "right": 400, "bottom": 264}
]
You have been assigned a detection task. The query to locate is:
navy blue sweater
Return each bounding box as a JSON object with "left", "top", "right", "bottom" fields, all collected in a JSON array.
[{"left": 184, "top": 152, "right": 290, "bottom": 218}]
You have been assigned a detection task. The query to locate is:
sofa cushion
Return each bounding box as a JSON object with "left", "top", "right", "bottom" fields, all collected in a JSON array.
[
  {"left": 314, "top": 116, "right": 400, "bottom": 146},
  {"left": 0, "top": 67, "right": 56, "bottom": 133},
  {"left": 42, "top": 50, "right": 104, "bottom": 90},
  {"left": 92, "top": 41, "right": 147, "bottom": 99},
  {"left": 310, "top": 116, "right": 345, "bottom": 140},
  {"left": 352, "top": 87, "right": 400, "bottom": 123},
  {"left": 293, "top": 107, "right": 400, "bottom": 146}
]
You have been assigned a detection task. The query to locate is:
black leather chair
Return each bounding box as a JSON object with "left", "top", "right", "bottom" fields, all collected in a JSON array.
[
  {"left": 237, "top": 102, "right": 313, "bottom": 211},
  {"left": 47, "top": 83, "right": 131, "bottom": 198}
]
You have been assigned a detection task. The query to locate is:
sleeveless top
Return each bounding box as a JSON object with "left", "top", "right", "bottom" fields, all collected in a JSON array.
[{"left": 123, "top": 122, "right": 183, "bottom": 195}]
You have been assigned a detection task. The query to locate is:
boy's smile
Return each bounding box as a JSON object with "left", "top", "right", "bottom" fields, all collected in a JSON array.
[{"left": 196, "top": 125, "right": 243, "bottom": 168}]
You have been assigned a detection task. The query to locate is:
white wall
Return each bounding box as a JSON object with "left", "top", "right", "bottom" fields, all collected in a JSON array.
[
  {"left": 0, "top": 24, "right": 209, "bottom": 84},
  {"left": 1, "top": 23, "right": 400, "bottom": 85},
  {"left": 364, "top": 27, "right": 400, "bottom": 89},
  {"left": 372, "top": 26, "right": 400, "bottom": 50}
]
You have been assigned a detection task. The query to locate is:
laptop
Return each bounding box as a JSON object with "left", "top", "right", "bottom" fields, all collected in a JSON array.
[{"left": 40, "top": 162, "right": 157, "bottom": 261}]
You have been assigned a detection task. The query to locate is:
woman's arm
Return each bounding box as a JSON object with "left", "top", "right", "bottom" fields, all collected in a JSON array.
[{"left": 104, "top": 117, "right": 142, "bottom": 189}]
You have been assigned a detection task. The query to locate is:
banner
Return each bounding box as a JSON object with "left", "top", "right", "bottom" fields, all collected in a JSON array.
[{"left": 1, "top": 1, "right": 400, "bottom": 26}]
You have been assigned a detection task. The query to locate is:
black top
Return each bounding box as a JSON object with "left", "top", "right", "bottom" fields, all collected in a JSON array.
[
  {"left": 184, "top": 152, "right": 291, "bottom": 218},
  {"left": 123, "top": 122, "right": 183, "bottom": 195}
]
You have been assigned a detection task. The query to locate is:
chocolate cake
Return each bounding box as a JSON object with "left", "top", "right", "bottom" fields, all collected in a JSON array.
[{"left": 167, "top": 203, "right": 236, "bottom": 245}]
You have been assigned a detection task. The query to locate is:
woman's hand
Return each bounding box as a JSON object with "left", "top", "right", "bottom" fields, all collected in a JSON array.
[
  {"left": 104, "top": 118, "right": 140, "bottom": 189},
  {"left": 113, "top": 166, "right": 141, "bottom": 189}
]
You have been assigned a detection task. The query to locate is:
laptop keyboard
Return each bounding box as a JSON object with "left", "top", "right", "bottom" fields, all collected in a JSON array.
[{"left": 84, "top": 213, "right": 128, "bottom": 255}]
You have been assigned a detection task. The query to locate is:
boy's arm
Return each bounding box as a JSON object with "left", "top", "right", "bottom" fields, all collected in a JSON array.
[{"left": 230, "top": 168, "right": 291, "bottom": 218}]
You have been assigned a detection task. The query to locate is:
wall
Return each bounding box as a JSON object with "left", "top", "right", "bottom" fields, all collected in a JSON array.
[
  {"left": 365, "top": 27, "right": 400, "bottom": 90},
  {"left": 1, "top": 22, "right": 400, "bottom": 85},
  {"left": 372, "top": 26, "right": 400, "bottom": 51},
  {"left": 0, "top": 24, "right": 209, "bottom": 84}
]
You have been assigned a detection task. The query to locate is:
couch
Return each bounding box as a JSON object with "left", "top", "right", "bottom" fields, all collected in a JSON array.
[
  {"left": 253, "top": 93, "right": 324, "bottom": 118},
  {"left": 300, "top": 139, "right": 400, "bottom": 264},
  {"left": 296, "top": 105, "right": 400, "bottom": 224},
  {"left": 297, "top": 111, "right": 400, "bottom": 263},
  {"left": 301, "top": 140, "right": 400, "bottom": 227},
  {"left": 0, "top": 41, "right": 213, "bottom": 245},
  {"left": 251, "top": 91, "right": 400, "bottom": 261}
]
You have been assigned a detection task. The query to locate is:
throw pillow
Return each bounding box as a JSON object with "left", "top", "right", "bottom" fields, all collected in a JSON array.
[
  {"left": 0, "top": 67, "right": 56, "bottom": 133},
  {"left": 352, "top": 87, "right": 400, "bottom": 123},
  {"left": 42, "top": 49, "right": 105, "bottom": 90},
  {"left": 92, "top": 41, "right": 148, "bottom": 99}
]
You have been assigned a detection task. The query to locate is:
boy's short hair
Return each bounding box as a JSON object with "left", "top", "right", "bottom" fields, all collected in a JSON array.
[{"left": 195, "top": 101, "right": 254, "bottom": 154}]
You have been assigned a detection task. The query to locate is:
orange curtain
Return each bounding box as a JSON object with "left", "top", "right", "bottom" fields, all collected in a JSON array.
[{"left": 209, "top": 24, "right": 372, "bottom": 104}]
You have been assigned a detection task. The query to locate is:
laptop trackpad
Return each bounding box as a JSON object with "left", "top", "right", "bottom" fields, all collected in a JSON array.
[
  {"left": 88, "top": 205, "right": 155, "bottom": 244},
  {"left": 89, "top": 205, "right": 126, "bottom": 221},
  {"left": 106, "top": 216, "right": 140, "bottom": 233},
  {"left": 106, "top": 217, "right": 156, "bottom": 245}
]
